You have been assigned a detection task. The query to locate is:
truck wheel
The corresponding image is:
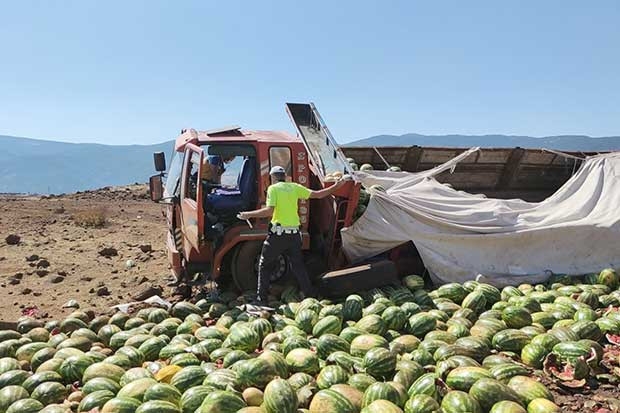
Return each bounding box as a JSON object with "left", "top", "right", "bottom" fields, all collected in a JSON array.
[{"left": 231, "top": 241, "right": 288, "bottom": 292}]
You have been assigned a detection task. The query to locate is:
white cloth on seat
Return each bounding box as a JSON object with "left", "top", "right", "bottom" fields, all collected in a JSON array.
[{"left": 341, "top": 149, "right": 620, "bottom": 286}]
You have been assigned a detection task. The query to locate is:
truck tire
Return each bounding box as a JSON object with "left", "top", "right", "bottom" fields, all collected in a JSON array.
[{"left": 231, "top": 241, "right": 288, "bottom": 292}]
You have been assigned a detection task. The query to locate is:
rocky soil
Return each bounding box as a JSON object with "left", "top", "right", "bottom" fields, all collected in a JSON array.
[{"left": 0, "top": 185, "right": 170, "bottom": 321}]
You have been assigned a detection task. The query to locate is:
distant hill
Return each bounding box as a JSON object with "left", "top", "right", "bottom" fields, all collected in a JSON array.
[
  {"left": 2, "top": 133, "right": 619, "bottom": 194},
  {"left": 346, "top": 133, "right": 620, "bottom": 151},
  {"left": 0, "top": 135, "right": 174, "bottom": 194}
]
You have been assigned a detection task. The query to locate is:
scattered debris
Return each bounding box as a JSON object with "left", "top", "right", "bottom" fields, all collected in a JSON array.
[
  {"left": 49, "top": 275, "right": 65, "bottom": 284},
  {"left": 139, "top": 244, "right": 152, "bottom": 253},
  {"left": 62, "top": 299, "right": 79, "bottom": 309},
  {"left": 25, "top": 254, "right": 40, "bottom": 262},
  {"left": 96, "top": 286, "right": 110, "bottom": 296},
  {"left": 98, "top": 247, "right": 118, "bottom": 257},
  {"left": 37, "top": 259, "right": 50, "bottom": 268},
  {"left": 5, "top": 234, "right": 20, "bottom": 245}
]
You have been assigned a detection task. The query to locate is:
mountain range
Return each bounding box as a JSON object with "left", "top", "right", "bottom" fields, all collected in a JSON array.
[{"left": 1, "top": 133, "right": 619, "bottom": 194}]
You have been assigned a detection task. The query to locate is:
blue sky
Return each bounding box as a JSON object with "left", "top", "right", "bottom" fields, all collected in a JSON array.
[{"left": 0, "top": 1, "right": 618, "bottom": 144}]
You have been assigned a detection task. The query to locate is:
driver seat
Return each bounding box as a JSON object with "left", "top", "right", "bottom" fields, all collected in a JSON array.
[{"left": 207, "top": 157, "right": 256, "bottom": 214}]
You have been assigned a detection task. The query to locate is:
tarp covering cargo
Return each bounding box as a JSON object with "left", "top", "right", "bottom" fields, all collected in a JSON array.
[{"left": 341, "top": 148, "right": 620, "bottom": 286}]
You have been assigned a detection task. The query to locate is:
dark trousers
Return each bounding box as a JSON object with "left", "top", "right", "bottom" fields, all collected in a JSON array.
[{"left": 257, "top": 232, "right": 314, "bottom": 301}]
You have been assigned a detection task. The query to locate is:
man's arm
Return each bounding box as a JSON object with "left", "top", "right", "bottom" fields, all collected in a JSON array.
[
  {"left": 238, "top": 206, "right": 274, "bottom": 220},
  {"left": 309, "top": 179, "right": 346, "bottom": 199}
]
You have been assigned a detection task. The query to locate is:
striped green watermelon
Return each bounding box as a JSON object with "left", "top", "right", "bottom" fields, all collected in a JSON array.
[
  {"left": 362, "top": 382, "right": 402, "bottom": 408},
  {"left": 407, "top": 313, "right": 437, "bottom": 338},
  {"left": 234, "top": 358, "right": 276, "bottom": 389},
  {"left": 492, "top": 329, "right": 531, "bottom": 352},
  {"left": 30, "top": 381, "right": 68, "bottom": 405},
  {"left": 316, "top": 334, "right": 350, "bottom": 359},
  {"left": 489, "top": 400, "right": 527, "bottom": 413},
  {"left": 362, "top": 347, "right": 396, "bottom": 380},
  {"left": 309, "top": 388, "right": 356, "bottom": 413},
  {"left": 117, "top": 377, "right": 157, "bottom": 401},
  {"left": 355, "top": 315, "right": 386, "bottom": 336},
  {"left": 348, "top": 373, "right": 376, "bottom": 392},
  {"left": 0, "top": 385, "right": 30, "bottom": 412},
  {"left": 469, "top": 379, "right": 524, "bottom": 412},
  {"left": 404, "top": 394, "right": 440, "bottom": 412},
  {"left": 136, "top": 400, "right": 181, "bottom": 413},
  {"left": 197, "top": 390, "right": 246, "bottom": 413},
  {"left": 350, "top": 334, "right": 388, "bottom": 357},
  {"left": 170, "top": 366, "right": 207, "bottom": 392},
  {"left": 285, "top": 348, "right": 319, "bottom": 375},
  {"left": 446, "top": 366, "right": 493, "bottom": 391},
  {"left": 441, "top": 390, "right": 482, "bottom": 413},
  {"left": 343, "top": 295, "right": 364, "bottom": 321},
  {"left": 361, "top": 399, "right": 403, "bottom": 413},
  {"left": 526, "top": 398, "right": 561, "bottom": 413},
  {"left": 79, "top": 389, "right": 116, "bottom": 412},
  {"left": 82, "top": 362, "right": 126, "bottom": 383},
  {"left": 507, "top": 376, "right": 554, "bottom": 406},
  {"left": 179, "top": 386, "right": 213, "bottom": 413},
  {"left": 502, "top": 306, "right": 533, "bottom": 329},
  {"left": 263, "top": 378, "right": 298, "bottom": 413},
  {"left": 6, "top": 398, "right": 44, "bottom": 413},
  {"left": 316, "top": 365, "right": 349, "bottom": 389},
  {"left": 21, "top": 371, "right": 62, "bottom": 394},
  {"left": 223, "top": 325, "right": 260, "bottom": 353},
  {"left": 144, "top": 383, "right": 182, "bottom": 405}
]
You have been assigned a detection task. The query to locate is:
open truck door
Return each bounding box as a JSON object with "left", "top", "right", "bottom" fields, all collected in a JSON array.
[
  {"left": 285, "top": 102, "right": 353, "bottom": 179},
  {"left": 179, "top": 143, "right": 205, "bottom": 253}
]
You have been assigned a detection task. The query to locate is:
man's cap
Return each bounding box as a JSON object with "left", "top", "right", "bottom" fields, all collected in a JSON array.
[{"left": 269, "top": 166, "right": 286, "bottom": 175}]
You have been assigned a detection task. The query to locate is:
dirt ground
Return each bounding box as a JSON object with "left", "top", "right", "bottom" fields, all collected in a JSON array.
[
  {"left": 1, "top": 185, "right": 619, "bottom": 411},
  {"left": 0, "top": 185, "right": 171, "bottom": 321}
]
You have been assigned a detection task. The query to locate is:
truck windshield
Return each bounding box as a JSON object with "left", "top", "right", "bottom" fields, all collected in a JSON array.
[{"left": 164, "top": 151, "right": 183, "bottom": 198}]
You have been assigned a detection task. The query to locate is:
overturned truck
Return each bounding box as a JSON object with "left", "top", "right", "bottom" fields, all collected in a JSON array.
[{"left": 149, "top": 103, "right": 620, "bottom": 294}]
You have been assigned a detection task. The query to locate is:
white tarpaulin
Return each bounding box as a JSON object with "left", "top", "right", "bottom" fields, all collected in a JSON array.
[{"left": 341, "top": 149, "right": 620, "bottom": 286}]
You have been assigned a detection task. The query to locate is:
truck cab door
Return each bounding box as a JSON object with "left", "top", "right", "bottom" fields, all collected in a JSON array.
[
  {"left": 179, "top": 143, "right": 205, "bottom": 252},
  {"left": 285, "top": 102, "right": 352, "bottom": 178}
]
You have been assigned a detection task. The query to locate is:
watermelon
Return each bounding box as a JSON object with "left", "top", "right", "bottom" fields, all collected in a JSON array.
[
  {"left": 469, "top": 379, "right": 524, "bottom": 412},
  {"left": 441, "top": 390, "right": 482, "bottom": 413},
  {"left": 180, "top": 386, "right": 213, "bottom": 413},
  {"left": 361, "top": 399, "right": 404, "bottom": 413},
  {"left": 22, "top": 371, "right": 63, "bottom": 394},
  {"left": 404, "top": 394, "right": 440, "bottom": 413},
  {"left": 117, "top": 377, "right": 157, "bottom": 401},
  {"left": 507, "top": 376, "right": 554, "bottom": 405},
  {"left": 79, "top": 389, "right": 115, "bottom": 412},
  {"left": 446, "top": 366, "right": 493, "bottom": 391},
  {"left": 5, "top": 398, "right": 44, "bottom": 413},
  {"left": 170, "top": 366, "right": 207, "bottom": 392},
  {"left": 316, "top": 365, "right": 349, "bottom": 389},
  {"left": 144, "top": 383, "right": 182, "bottom": 404},
  {"left": 234, "top": 358, "right": 276, "bottom": 389},
  {"left": 490, "top": 401, "right": 527, "bottom": 413},
  {"left": 0, "top": 386, "right": 30, "bottom": 412},
  {"left": 136, "top": 400, "right": 181, "bottom": 413},
  {"left": 309, "top": 388, "right": 356, "bottom": 413},
  {"left": 285, "top": 348, "right": 319, "bottom": 375},
  {"left": 362, "top": 382, "right": 402, "bottom": 408},
  {"left": 350, "top": 334, "right": 389, "bottom": 357},
  {"left": 31, "top": 381, "right": 68, "bottom": 405},
  {"left": 362, "top": 347, "right": 396, "bottom": 379},
  {"left": 263, "top": 378, "right": 298, "bottom": 413},
  {"left": 197, "top": 390, "right": 246, "bottom": 413},
  {"left": 82, "top": 362, "right": 126, "bottom": 383},
  {"left": 526, "top": 398, "right": 561, "bottom": 413}
]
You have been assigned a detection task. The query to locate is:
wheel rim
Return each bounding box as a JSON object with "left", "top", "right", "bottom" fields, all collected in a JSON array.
[{"left": 253, "top": 254, "right": 287, "bottom": 282}]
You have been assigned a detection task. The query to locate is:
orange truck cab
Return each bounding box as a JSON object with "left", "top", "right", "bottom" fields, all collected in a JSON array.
[{"left": 149, "top": 103, "right": 361, "bottom": 292}]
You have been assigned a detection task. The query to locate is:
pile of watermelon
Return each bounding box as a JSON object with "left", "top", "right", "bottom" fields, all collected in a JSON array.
[{"left": 0, "top": 269, "right": 619, "bottom": 413}]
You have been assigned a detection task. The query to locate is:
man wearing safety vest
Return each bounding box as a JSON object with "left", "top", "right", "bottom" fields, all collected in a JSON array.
[{"left": 238, "top": 165, "right": 346, "bottom": 303}]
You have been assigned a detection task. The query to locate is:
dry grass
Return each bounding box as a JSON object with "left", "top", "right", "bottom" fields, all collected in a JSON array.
[{"left": 72, "top": 207, "right": 108, "bottom": 228}]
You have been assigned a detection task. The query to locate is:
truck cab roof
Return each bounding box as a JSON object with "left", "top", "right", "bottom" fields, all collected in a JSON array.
[{"left": 174, "top": 127, "right": 299, "bottom": 152}]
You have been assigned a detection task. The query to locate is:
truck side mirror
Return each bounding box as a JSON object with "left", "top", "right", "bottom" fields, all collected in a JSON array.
[
  {"left": 149, "top": 174, "right": 164, "bottom": 202},
  {"left": 154, "top": 152, "right": 166, "bottom": 172}
]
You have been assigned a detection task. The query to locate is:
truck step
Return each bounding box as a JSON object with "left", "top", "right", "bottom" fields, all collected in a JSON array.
[{"left": 318, "top": 260, "right": 399, "bottom": 298}]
